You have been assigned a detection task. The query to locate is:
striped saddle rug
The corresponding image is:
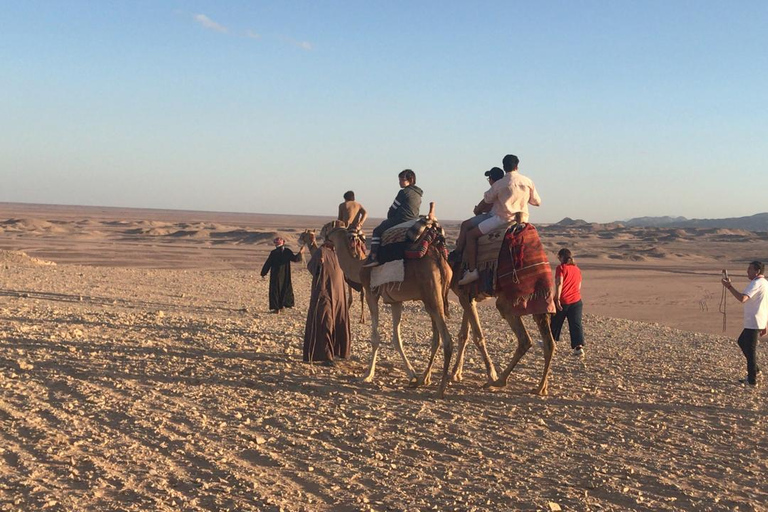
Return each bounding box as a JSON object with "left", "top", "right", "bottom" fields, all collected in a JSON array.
[{"left": 495, "top": 223, "right": 555, "bottom": 315}]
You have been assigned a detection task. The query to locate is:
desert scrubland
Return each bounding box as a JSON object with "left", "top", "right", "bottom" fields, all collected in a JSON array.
[{"left": 0, "top": 202, "right": 766, "bottom": 511}]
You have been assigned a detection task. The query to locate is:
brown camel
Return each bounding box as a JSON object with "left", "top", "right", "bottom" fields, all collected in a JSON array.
[
  {"left": 318, "top": 209, "right": 454, "bottom": 398},
  {"left": 449, "top": 226, "right": 556, "bottom": 396},
  {"left": 299, "top": 229, "right": 365, "bottom": 324}
]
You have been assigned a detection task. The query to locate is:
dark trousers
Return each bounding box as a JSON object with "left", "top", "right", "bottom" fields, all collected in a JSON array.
[
  {"left": 737, "top": 328, "right": 761, "bottom": 384},
  {"left": 370, "top": 218, "right": 403, "bottom": 251},
  {"left": 551, "top": 300, "right": 584, "bottom": 349}
]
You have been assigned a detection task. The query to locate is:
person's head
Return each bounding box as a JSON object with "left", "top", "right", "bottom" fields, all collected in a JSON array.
[
  {"left": 484, "top": 167, "right": 504, "bottom": 184},
  {"left": 558, "top": 248, "right": 574, "bottom": 265},
  {"left": 273, "top": 237, "right": 285, "bottom": 247},
  {"left": 502, "top": 154, "right": 520, "bottom": 173},
  {"left": 748, "top": 260, "right": 764, "bottom": 278},
  {"left": 398, "top": 169, "right": 416, "bottom": 187},
  {"left": 343, "top": 190, "right": 355, "bottom": 201}
]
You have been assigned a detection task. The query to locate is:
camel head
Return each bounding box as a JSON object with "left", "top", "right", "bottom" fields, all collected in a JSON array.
[{"left": 298, "top": 229, "right": 317, "bottom": 247}]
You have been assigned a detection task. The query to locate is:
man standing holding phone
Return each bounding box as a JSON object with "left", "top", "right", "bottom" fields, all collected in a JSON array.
[{"left": 722, "top": 261, "right": 768, "bottom": 386}]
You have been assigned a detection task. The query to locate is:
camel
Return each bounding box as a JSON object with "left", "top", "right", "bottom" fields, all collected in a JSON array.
[
  {"left": 449, "top": 224, "right": 556, "bottom": 396},
  {"left": 318, "top": 205, "right": 454, "bottom": 398},
  {"left": 298, "top": 229, "right": 365, "bottom": 324}
]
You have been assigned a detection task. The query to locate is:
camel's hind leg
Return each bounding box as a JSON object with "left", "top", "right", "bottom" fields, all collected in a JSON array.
[
  {"left": 451, "top": 296, "right": 498, "bottom": 384},
  {"left": 450, "top": 308, "right": 472, "bottom": 382},
  {"left": 359, "top": 288, "right": 382, "bottom": 383},
  {"left": 485, "top": 297, "right": 533, "bottom": 391},
  {"left": 390, "top": 302, "right": 417, "bottom": 383},
  {"left": 416, "top": 317, "right": 441, "bottom": 387},
  {"left": 533, "top": 313, "right": 555, "bottom": 396}
]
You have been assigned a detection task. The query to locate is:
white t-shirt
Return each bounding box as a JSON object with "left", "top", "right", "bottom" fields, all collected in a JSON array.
[{"left": 742, "top": 276, "right": 768, "bottom": 329}]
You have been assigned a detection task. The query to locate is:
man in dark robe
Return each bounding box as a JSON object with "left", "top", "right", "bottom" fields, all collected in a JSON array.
[
  {"left": 303, "top": 239, "right": 351, "bottom": 363},
  {"left": 260, "top": 237, "right": 304, "bottom": 313}
]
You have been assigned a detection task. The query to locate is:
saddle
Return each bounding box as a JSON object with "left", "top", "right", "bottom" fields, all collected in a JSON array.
[
  {"left": 378, "top": 217, "right": 447, "bottom": 264},
  {"left": 453, "top": 222, "right": 513, "bottom": 298}
]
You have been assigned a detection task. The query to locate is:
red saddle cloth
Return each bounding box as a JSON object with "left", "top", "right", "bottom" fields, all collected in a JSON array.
[{"left": 495, "top": 223, "right": 555, "bottom": 315}]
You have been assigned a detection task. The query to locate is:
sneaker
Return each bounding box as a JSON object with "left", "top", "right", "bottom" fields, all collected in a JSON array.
[
  {"left": 457, "top": 269, "right": 480, "bottom": 286},
  {"left": 362, "top": 256, "right": 380, "bottom": 268},
  {"left": 572, "top": 346, "right": 584, "bottom": 357}
]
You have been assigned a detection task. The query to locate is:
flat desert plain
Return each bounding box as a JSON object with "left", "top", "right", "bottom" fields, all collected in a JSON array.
[{"left": 0, "top": 202, "right": 766, "bottom": 511}]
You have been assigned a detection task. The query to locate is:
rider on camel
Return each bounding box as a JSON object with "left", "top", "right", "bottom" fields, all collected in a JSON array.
[
  {"left": 457, "top": 154, "right": 541, "bottom": 286},
  {"left": 363, "top": 169, "right": 422, "bottom": 267}
]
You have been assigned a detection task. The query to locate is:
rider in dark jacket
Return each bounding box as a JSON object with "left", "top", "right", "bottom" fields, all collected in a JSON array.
[{"left": 363, "top": 169, "right": 422, "bottom": 267}]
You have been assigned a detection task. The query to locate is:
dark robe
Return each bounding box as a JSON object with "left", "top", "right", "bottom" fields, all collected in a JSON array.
[
  {"left": 260, "top": 246, "right": 302, "bottom": 311},
  {"left": 303, "top": 245, "right": 351, "bottom": 362}
]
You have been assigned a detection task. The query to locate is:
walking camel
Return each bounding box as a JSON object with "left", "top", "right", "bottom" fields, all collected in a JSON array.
[
  {"left": 318, "top": 205, "right": 454, "bottom": 398},
  {"left": 449, "top": 222, "right": 556, "bottom": 396}
]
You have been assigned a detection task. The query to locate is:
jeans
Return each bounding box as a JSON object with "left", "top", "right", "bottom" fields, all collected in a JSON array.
[
  {"left": 737, "top": 328, "right": 761, "bottom": 384},
  {"left": 551, "top": 300, "right": 584, "bottom": 349}
]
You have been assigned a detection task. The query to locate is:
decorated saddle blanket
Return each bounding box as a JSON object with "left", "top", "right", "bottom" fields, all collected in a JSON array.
[
  {"left": 495, "top": 223, "right": 555, "bottom": 315},
  {"left": 346, "top": 227, "right": 366, "bottom": 260},
  {"left": 380, "top": 217, "right": 434, "bottom": 246},
  {"left": 454, "top": 223, "right": 512, "bottom": 298},
  {"left": 378, "top": 218, "right": 446, "bottom": 264}
]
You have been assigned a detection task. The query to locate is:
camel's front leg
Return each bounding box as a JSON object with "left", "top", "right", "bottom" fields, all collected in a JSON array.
[
  {"left": 533, "top": 313, "right": 555, "bottom": 396},
  {"left": 359, "top": 288, "right": 381, "bottom": 383},
  {"left": 390, "top": 302, "right": 417, "bottom": 382}
]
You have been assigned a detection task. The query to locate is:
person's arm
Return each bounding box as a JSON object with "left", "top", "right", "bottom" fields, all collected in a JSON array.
[
  {"left": 387, "top": 190, "right": 407, "bottom": 219},
  {"left": 473, "top": 199, "right": 492, "bottom": 215},
  {"left": 554, "top": 267, "right": 563, "bottom": 311},
  {"left": 287, "top": 248, "right": 303, "bottom": 263},
  {"left": 722, "top": 278, "right": 750, "bottom": 303},
  {"left": 260, "top": 252, "right": 273, "bottom": 277},
  {"left": 337, "top": 203, "right": 345, "bottom": 222},
  {"left": 356, "top": 205, "right": 368, "bottom": 228},
  {"left": 529, "top": 184, "right": 541, "bottom": 207}
]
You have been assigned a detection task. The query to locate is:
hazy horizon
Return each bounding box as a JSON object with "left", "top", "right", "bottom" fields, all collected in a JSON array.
[{"left": 3, "top": 2, "right": 767, "bottom": 223}]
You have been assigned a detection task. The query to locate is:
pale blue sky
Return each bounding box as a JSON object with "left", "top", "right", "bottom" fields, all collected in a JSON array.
[{"left": 2, "top": 1, "right": 766, "bottom": 223}]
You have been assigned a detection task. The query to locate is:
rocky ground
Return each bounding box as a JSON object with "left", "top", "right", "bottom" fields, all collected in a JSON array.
[{"left": 1, "top": 252, "right": 766, "bottom": 511}]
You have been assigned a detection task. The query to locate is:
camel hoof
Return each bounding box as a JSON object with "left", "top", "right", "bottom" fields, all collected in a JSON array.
[
  {"left": 408, "top": 377, "right": 419, "bottom": 388},
  {"left": 533, "top": 387, "right": 549, "bottom": 396},
  {"left": 483, "top": 379, "right": 507, "bottom": 391},
  {"left": 358, "top": 376, "right": 374, "bottom": 383},
  {"left": 451, "top": 373, "right": 463, "bottom": 383}
]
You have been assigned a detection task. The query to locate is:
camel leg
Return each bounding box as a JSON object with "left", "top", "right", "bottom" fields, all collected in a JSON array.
[
  {"left": 359, "top": 287, "right": 382, "bottom": 383},
  {"left": 485, "top": 298, "right": 532, "bottom": 390},
  {"left": 533, "top": 313, "right": 555, "bottom": 396},
  {"left": 435, "top": 312, "right": 453, "bottom": 399},
  {"left": 390, "top": 302, "right": 417, "bottom": 383},
  {"left": 451, "top": 296, "right": 499, "bottom": 384},
  {"left": 417, "top": 317, "right": 441, "bottom": 387},
  {"left": 347, "top": 283, "right": 354, "bottom": 309},
  {"left": 450, "top": 308, "right": 472, "bottom": 382},
  {"left": 359, "top": 289, "right": 365, "bottom": 324}
]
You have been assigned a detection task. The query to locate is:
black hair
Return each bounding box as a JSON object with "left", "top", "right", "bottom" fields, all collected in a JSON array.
[
  {"left": 558, "top": 248, "right": 574, "bottom": 265},
  {"left": 502, "top": 154, "right": 520, "bottom": 172},
  {"left": 750, "top": 261, "right": 764, "bottom": 274},
  {"left": 343, "top": 191, "right": 355, "bottom": 201},
  {"left": 399, "top": 169, "right": 416, "bottom": 184}
]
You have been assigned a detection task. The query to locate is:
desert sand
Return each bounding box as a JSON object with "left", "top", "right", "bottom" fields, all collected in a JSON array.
[{"left": 1, "top": 202, "right": 766, "bottom": 511}]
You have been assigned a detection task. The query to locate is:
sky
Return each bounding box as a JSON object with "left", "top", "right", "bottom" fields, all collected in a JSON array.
[{"left": 2, "top": 1, "right": 767, "bottom": 223}]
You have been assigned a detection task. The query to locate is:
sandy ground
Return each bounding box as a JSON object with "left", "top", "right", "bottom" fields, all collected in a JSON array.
[{"left": 1, "top": 202, "right": 767, "bottom": 511}]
